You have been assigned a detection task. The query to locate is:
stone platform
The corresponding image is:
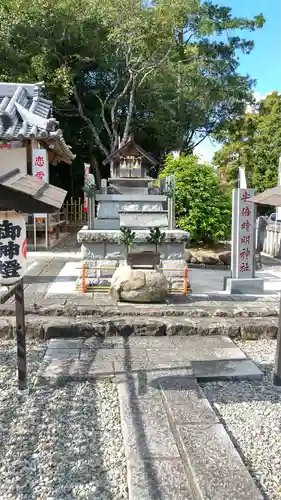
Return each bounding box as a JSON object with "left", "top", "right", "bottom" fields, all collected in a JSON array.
[
  {"left": 35, "top": 336, "right": 263, "bottom": 499},
  {"left": 77, "top": 228, "right": 188, "bottom": 260}
]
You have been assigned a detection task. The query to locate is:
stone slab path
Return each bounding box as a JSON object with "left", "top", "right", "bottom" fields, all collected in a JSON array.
[{"left": 35, "top": 336, "right": 263, "bottom": 499}]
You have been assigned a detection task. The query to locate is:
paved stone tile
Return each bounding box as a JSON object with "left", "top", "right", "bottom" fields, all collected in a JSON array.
[
  {"left": 230, "top": 294, "right": 277, "bottom": 302},
  {"left": 127, "top": 337, "right": 176, "bottom": 350},
  {"left": 114, "top": 356, "right": 262, "bottom": 381},
  {"left": 118, "top": 388, "right": 180, "bottom": 459},
  {"left": 48, "top": 338, "right": 85, "bottom": 349},
  {"left": 114, "top": 360, "right": 193, "bottom": 375},
  {"left": 191, "top": 358, "right": 263, "bottom": 381},
  {"left": 177, "top": 424, "right": 263, "bottom": 499},
  {"left": 146, "top": 345, "right": 246, "bottom": 363},
  {"left": 36, "top": 359, "right": 115, "bottom": 385},
  {"left": 116, "top": 369, "right": 190, "bottom": 400},
  {"left": 127, "top": 455, "right": 193, "bottom": 500},
  {"left": 68, "top": 360, "right": 115, "bottom": 379},
  {"left": 79, "top": 347, "right": 148, "bottom": 363},
  {"left": 43, "top": 347, "right": 80, "bottom": 361},
  {"left": 158, "top": 376, "right": 218, "bottom": 424}
]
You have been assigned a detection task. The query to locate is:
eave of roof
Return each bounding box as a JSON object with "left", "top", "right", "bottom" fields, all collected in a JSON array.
[
  {"left": 249, "top": 186, "right": 281, "bottom": 207},
  {"left": 0, "top": 167, "right": 67, "bottom": 213}
]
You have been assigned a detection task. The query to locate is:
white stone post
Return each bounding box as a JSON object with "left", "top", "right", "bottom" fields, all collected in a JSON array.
[
  {"left": 101, "top": 179, "right": 107, "bottom": 194},
  {"left": 227, "top": 188, "right": 263, "bottom": 294}
]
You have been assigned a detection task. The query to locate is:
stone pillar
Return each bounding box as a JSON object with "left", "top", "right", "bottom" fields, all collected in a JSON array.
[
  {"left": 227, "top": 188, "right": 263, "bottom": 294},
  {"left": 101, "top": 179, "right": 107, "bottom": 194}
]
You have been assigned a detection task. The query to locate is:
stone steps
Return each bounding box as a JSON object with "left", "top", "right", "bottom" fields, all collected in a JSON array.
[
  {"left": 0, "top": 314, "right": 278, "bottom": 340},
  {"left": 0, "top": 298, "right": 279, "bottom": 318}
]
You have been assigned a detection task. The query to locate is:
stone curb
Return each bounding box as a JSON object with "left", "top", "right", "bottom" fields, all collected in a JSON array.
[
  {"left": 0, "top": 315, "right": 278, "bottom": 340},
  {"left": 0, "top": 303, "right": 279, "bottom": 318}
]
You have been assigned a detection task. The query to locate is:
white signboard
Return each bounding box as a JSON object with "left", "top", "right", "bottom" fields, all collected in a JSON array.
[
  {"left": 32, "top": 148, "right": 48, "bottom": 182},
  {"left": 235, "top": 188, "right": 255, "bottom": 279},
  {"left": 32, "top": 148, "right": 48, "bottom": 219},
  {"left": 0, "top": 212, "right": 27, "bottom": 285}
]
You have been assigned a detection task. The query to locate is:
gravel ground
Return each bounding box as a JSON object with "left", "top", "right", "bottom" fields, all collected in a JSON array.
[
  {"left": 201, "top": 339, "right": 281, "bottom": 500},
  {"left": 0, "top": 340, "right": 128, "bottom": 500}
]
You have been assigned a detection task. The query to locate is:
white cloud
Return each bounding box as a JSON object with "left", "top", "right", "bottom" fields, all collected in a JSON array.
[{"left": 246, "top": 91, "right": 274, "bottom": 113}]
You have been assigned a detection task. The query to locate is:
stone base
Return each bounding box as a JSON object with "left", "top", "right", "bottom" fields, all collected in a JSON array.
[
  {"left": 225, "top": 277, "right": 264, "bottom": 295},
  {"left": 78, "top": 227, "right": 189, "bottom": 261}
]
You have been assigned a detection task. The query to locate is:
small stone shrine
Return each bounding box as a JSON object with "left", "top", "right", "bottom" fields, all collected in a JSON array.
[{"left": 77, "top": 136, "right": 189, "bottom": 296}]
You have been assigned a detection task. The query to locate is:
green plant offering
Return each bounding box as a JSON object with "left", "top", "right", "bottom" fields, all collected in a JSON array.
[
  {"left": 120, "top": 226, "right": 136, "bottom": 253},
  {"left": 147, "top": 227, "right": 165, "bottom": 252}
]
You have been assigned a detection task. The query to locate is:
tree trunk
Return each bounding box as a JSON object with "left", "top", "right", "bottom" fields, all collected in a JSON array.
[{"left": 90, "top": 155, "right": 101, "bottom": 189}]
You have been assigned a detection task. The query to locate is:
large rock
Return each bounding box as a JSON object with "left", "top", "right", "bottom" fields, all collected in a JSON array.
[
  {"left": 184, "top": 249, "right": 219, "bottom": 265},
  {"left": 110, "top": 264, "right": 168, "bottom": 303},
  {"left": 218, "top": 251, "right": 231, "bottom": 267},
  {"left": 196, "top": 251, "right": 219, "bottom": 265}
]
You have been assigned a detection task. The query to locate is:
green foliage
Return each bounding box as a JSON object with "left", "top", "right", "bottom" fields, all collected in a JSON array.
[
  {"left": 160, "top": 155, "right": 231, "bottom": 244},
  {"left": 213, "top": 92, "right": 281, "bottom": 192},
  {"left": 147, "top": 227, "right": 166, "bottom": 251},
  {"left": 0, "top": 0, "right": 265, "bottom": 168},
  {"left": 120, "top": 226, "right": 136, "bottom": 252}
]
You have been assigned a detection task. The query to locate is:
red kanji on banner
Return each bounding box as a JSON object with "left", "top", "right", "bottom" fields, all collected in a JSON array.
[
  {"left": 34, "top": 171, "right": 44, "bottom": 180},
  {"left": 240, "top": 235, "right": 251, "bottom": 244},
  {"left": 241, "top": 206, "right": 251, "bottom": 217},
  {"left": 240, "top": 248, "right": 251, "bottom": 260},
  {"left": 241, "top": 191, "right": 251, "bottom": 202},
  {"left": 34, "top": 155, "right": 45, "bottom": 168},
  {"left": 241, "top": 220, "right": 251, "bottom": 232}
]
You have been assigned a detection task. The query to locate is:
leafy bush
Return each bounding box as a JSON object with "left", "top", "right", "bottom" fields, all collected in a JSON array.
[
  {"left": 120, "top": 226, "right": 136, "bottom": 252},
  {"left": 160, "top": 155, "right": 231, "bottom": 244},
  {"left": 147, "top": 227, "right": 166, "bottom": 252}
]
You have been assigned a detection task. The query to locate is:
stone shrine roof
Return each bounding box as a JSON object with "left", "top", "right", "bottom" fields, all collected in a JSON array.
[
  {"left": 103, "top": 135, "right": 158, "bottom": 167},
  {"left": 0, "top": 82, "right": 75, "bottom": 164}
]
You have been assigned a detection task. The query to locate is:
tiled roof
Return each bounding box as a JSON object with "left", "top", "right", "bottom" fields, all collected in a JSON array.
[
  {"left": 0, "top": 167, "right": 67, "bottom": 213},
  {"left": 0, "top": 82, "right": 75, "bottom": 164}
]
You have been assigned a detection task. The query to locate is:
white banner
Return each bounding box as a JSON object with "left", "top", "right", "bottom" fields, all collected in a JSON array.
[
  {"left": 84, "top": 163, "right": 90, "bottom": 213},
  {"left": 0, "top": 211, "right": 27, "bottom": 285},
  {"left": 32, "top": 148, "right": 49, "bottom": 219}
]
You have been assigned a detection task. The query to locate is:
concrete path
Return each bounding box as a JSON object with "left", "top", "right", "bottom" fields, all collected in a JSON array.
[{"left": 35, "top": 336, "right": 263, "bottom": 499}]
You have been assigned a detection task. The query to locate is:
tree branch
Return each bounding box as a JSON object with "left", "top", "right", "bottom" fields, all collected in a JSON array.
[
  {"left": 73, "top": 85, "right": 109, "bottom": 157},
  {"left": 121, "top": 76, "right": 137, "bottom": 145},
  {"left": 110, "top": 71, "right": 134, "bottom": 150},
  {"left": 192, "top": 131, "right": 213, "bottom": 149},
  {"left": 138, "top": 46, "right": 172, "bottom": 87},
  {"left": 95, "top": 93, "right": 113, "bottom": 142}
]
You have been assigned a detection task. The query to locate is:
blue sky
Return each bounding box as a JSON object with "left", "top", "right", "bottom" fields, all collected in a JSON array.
[{"left": 195, "top": 0, "right": 281, "bottom": 162}]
